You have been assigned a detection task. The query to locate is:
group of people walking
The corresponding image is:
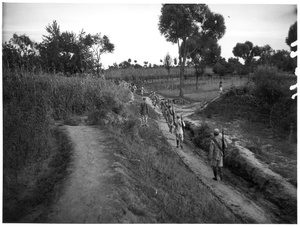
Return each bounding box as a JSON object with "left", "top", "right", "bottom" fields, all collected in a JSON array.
[
  {"left": 160, "top": 99, "right": 186, "bottom": 149},
  {"left": 139, "top": 87, "right": 227, "bottom": 182}
]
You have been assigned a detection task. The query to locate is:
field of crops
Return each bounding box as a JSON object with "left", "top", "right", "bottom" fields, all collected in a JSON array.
[{"left": 104, "top": 66, "right": 214, "bottom": 82}]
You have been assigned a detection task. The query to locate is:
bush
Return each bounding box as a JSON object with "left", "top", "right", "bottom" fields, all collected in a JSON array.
[
  {"left": 193, "top": 123, "right": 212, "bottom": 152},
  {"left": 252, "top": 66, "right": 287, "bottom": 106},
  {"left": 251, "top": 66, "right": 297, "bottom": 131}
]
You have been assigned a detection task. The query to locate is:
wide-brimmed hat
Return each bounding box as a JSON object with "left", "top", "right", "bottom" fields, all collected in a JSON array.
[{"left": 213, "top": 128, "right": 219, "bottom": 135}]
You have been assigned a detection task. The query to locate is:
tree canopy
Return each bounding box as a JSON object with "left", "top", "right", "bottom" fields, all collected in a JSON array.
[
  {"left": 3, "top": 20, "right": 114, "bottom": 75},
  {"left": 158, "top": 4, "right": 226, "bottom": 97},
  {"left": 286, "top": 21, "right": 297, "bottom": 52}
]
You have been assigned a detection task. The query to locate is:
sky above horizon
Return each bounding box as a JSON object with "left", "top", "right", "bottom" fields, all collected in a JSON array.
[{"left": 2, "top": 2, "right": 298, "bottom": 69}]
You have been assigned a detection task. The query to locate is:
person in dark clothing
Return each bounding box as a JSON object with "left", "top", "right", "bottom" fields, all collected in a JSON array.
[{"left": 140, "top": 97, "right": 149, "bottom": 127}]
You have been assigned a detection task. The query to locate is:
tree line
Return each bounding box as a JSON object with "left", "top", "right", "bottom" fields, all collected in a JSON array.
[
  {"left": 3, "top": 20, "right": 114, "bottom": 75},
  {"left": 158, "top": 4, "right": 297, "bottom": 96},
  {"left": 3, "top": 6, "right": 297, "bottom": 89}
]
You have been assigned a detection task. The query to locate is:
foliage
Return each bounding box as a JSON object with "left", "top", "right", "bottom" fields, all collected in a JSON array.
[
  {"left": 2, "top": 20, "right": 114, "bottom": 75},
  {"left": 2, "top": 34, "right": 41, "bottom": 72},
  {"left": 193, "top": 123, "right": 212, "bottom": 152},
  {"left": 286, "top": 21, "right": 297, "bottom": 52},
  {"left": 232, "top": 41, "right": 261, "bottom": 68},
  {"left": 158, "top": 4, "right": 226, "bottom": 97},
  {"left": 251, "top": 66, "right": 294, "bottom": 107}
]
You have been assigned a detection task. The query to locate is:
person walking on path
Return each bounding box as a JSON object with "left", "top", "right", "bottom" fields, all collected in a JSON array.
[
  {"left": 140, "top": 97, "right": 149, "bottom": 127},
  {"left": 140, "top": 86, "right": 145, "bottom": 96},
  {"left": 219, "top": 81, "right": 223, "bottom": 95},
  {"left": 174, "top": 115, "right": 185, "bottom": 149},
  {"left": 209, "top": 128, "right": 227, "bottom": 181},
  {"left": 166, "top": 105, "right": 174, "bottom": 133}
]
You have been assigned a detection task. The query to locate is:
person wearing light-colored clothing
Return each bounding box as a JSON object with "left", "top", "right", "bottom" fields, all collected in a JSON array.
[
  {"left": 174, "top": 115, "right": 185, "bottom": 149},
  {"left": 209, "top": 128, "right": 227, "bottom": 181}
]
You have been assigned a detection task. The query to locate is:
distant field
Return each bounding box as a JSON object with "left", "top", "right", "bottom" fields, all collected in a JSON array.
[
  {"left": 145, "top": 76, "right": 248, "bottom": 102},
  {"left": 104, "top": 66, "right": 248, "bottom": 102},
  {"left": 104, "top": 66, "right": 212, "bottom": 82}
]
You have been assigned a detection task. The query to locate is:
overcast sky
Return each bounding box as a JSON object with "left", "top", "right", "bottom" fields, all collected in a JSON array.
[{"left": 2, "top": 1, "right": 298, "bottom": 68}]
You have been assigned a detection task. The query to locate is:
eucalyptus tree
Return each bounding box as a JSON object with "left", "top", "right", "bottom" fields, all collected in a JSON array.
[
  {"left": 186, "top": 35, "right": 221, "bottom": 89},
  {"left": 158, "top": 4, "right": 226, "bottom": 97},
  {"left": 90, "top": 33, "right": 114, "bottom": 74},
  {"left": 232, "top": 41, "right": 261, "bottom": 72}
]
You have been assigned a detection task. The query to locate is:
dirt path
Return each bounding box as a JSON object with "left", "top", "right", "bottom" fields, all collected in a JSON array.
[
  {"left": 148, "top": 97, "right": 274, "bottom": 223},
  {"left": 43, "top": 126, "right": 121, "bottom": 223}
]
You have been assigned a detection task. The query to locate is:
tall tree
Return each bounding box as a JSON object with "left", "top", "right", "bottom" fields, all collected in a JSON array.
[
  {"left": 186, "top": 35, "right": 221, "bottom": 89},
  {"left": 158, "top": 4, "right": 225, "bottom": 97},
  {"left": 286, "top": 21, "right": 297, "bottom": 52},
  {"left": 257, "top": 44, "right": 274, "bottom": 66},
  {"left": 90, "top": 34, "right": 114, "bottom": 74},
  {"left": 40, "top": 20, "right": 62, "bottom": 73},
  {"left": 232, "top": 41, "right": 261, "bottom": 72}
]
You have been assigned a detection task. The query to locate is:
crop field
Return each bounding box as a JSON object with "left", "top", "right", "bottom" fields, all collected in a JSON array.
[
  {"left": 105, "top": 66, "right": 247, "bottom": 103},
  {"left": 145, "top": 75, "right": 248, "bottom": 102}
]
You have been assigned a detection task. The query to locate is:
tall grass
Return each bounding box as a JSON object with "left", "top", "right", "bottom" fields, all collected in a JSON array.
[{"left": 3, "top": 70, "right": 131, "bottom": 222}]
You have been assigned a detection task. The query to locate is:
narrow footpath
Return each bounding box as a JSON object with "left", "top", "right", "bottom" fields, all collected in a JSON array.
[
  {"left": 43, "top": 126, "right": 122, "bottom": 223},
  {"left": 147, "top": 97, "right": 274, "bottom": 224}
]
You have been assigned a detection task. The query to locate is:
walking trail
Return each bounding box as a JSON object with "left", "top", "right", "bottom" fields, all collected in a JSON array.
[
  {"left": 43, "top": 126, "right": 126, "bottom": 223},
  {"left": 146, "top": 97, "right": 274, "bottom": 224}
]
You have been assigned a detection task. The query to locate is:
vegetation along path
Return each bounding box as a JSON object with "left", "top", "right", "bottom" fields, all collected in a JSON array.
[{"left": 146, "top": 97, "right": 275, "bottom": 224}]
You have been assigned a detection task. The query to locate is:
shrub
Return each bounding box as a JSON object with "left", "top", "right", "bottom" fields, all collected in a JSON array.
[
  {"left": 193, "top": 122, "right": 212, "bottom": 152},
  {"left": 252, "top": 66, "right": 286, "bottom": 106},
  {"left": 251, "top": 66, "right": 297, "bottom": 131}
]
